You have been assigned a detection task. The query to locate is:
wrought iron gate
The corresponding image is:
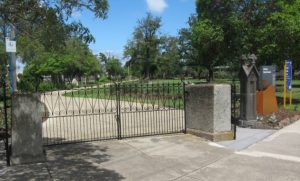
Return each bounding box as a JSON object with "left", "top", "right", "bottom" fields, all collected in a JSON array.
[
  {"left": 42, "top": 82, "right": 186, "bottom": 146},
  {"left": 231, "top": 82, "right": 240, "bottom": 139},
  {"left": 0, "top": 68, "right": 11, "bottom": 166}
]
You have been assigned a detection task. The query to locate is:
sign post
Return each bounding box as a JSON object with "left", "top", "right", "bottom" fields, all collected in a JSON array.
[
  {"left": 5, "top": 37, "right": 16, "bottom": 53},
  {"left": 5, "top": 37, "right": 17, "bottom": 94},
  {"left": 283, "top": 63, "right": 286, "bottom": 109},
  {"left": 284, "top": 60, "right": 293, "bottom": 110}
]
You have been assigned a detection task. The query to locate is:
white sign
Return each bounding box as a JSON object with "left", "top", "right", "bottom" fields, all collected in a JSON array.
[{"left": 5, "top": 37, "right": 16, "bottom": 53}]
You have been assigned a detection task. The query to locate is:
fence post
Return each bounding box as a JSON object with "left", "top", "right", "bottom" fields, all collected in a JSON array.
[
  {"left": 11, "top": 93, "right": 44, "bottom": 165},
  {"left": 185, "top": 84, "right": 233, "bottom": 142}
]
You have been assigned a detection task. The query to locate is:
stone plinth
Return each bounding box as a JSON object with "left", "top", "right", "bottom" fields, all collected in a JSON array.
[
  {"left": 185, "top": 84, "right": 233, "bottom": 141},
  {"left": 11, "top": 93, "right": 45, "bottom": 165}
]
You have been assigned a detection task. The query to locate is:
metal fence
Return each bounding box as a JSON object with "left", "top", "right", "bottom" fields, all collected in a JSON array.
[
  {"left": 41, "top": 82, "right": 186, "bottom": 146},
  {"left": 231, "top": 82, "right": 240, "bottom": 139},
  {"left": 0, "top": 72, "right": 11, "bottom": 166}
]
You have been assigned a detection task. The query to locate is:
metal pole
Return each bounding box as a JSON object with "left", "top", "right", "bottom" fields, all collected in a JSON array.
[
  {"left": 233, "top": 83, "right": 237, "bottom": 140},
  {"left": 283, "top": 63, "right": 287, "bottom": 109},
  {"left": 183, "top": 82, "right": 187, "bottom": 134},
  {"left": 9, "top": 22, "right": 17, "bottom": 94}
]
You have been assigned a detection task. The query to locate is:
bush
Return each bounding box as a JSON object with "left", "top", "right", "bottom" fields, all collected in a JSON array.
[
  {"left": 98, "top": 76, "right": 110, "bottom": 84},
  {"left": 38, "top": 81, "right": 56, "bottom": 91},
  {"left": 214, "top": 71, "right": 233, "bottom": 80}
]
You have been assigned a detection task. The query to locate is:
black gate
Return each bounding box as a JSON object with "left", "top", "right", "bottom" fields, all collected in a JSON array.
[
  {"left": 231, "top": 81, "right": 240, "bottom": 139},
  {"left": 0, "top": 68, "right": 11, "bottom": 166},
  {"left": 42, "top": 82, "right": 186, "bottom": 146}
]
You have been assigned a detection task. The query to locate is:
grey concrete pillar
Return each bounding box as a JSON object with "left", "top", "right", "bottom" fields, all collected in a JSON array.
[
  {"left": 11, "top": 93, "right": 45, "bottom": 165},
  {"left": 185, "top": 84, "right": 233, "bottom": 141}
]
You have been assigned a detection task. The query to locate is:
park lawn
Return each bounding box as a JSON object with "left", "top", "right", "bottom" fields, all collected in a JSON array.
[
  {"left": 63, "top": 78, "right": 239, "bottom": 110},
  {"left": 276, "top": 79, "right": 300, "bottom": 85},
  {"left": 63, "top": 82, "right": 185, "bottom": 109},
  {"left": 276, "top": 89, "right": 300, "bottom": 99},
  {"left": 276, "top": 79, "right": 300, "bottom": 100},
  {"left": 63, "top": 78, "right": 300, "bottom": 110}
]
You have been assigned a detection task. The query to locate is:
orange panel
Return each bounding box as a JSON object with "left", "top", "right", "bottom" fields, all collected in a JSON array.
[{"left": 256, "top": 86, "right": 279, "bottom": 116}]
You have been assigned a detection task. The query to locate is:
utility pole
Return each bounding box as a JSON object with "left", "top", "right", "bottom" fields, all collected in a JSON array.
[{"left": 9, "top": 21, "right": 17, "bottom": 93}]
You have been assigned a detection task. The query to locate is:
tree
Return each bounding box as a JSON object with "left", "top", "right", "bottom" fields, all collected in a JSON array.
[
  {"left": 18, "top": 38, "right": 101, "bottom": 91},
  {"left": 180, "top": 0, "right": 300, "bottom": 81},
  {"left": 155, "top": 36, "right": 182, "bottom": 78},
  {"left": 106, "top": 58, "right": 124, "bottom": 79},
  {"left": 124, "top": 13, "right": 161, "bottom": 79},
  {"left": 179, "top": 15, "right": 224, "bottom": 81},
  {"left": 256, "top": 0, "right": 300, "bottom": 70},
  {"left": 191, "top": 19, "right": 224, "bottom": 81},
  {"left": 0, "top": 0, "right": 109, "bottom": 90}
]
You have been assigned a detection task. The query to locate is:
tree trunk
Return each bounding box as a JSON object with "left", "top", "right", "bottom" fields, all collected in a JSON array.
[
  {"left": 208, "top": 68, "right": 214, "bottom": 82},
  {"left": 145, "top": 47, "right": 150, "bottom": 79}
]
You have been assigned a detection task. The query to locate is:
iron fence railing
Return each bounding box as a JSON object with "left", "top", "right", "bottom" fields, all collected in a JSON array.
[
  {"left": 41, "top": 82, "right": 186, "bottom": 145},
  {"left": 0, "top": 72, "right": 11, "bottom": 166},
  {"left": 231, "top": 82, "right": 240, "bottom": 139}
]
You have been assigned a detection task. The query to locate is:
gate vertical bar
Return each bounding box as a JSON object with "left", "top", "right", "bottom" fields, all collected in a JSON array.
[
  {"left": 183, "top": 82, "right": 187, "bottom": 134},
  {"left": 116, "top": 83, "right": 122, "bottom": 139},
  {"left": 231, "top": 82, "right": 237, "bottom": 140}
]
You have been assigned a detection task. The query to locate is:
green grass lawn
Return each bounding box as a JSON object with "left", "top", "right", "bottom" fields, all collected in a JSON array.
[
  {"left": 63, "top": 78, "right": 239, "bottom": 109},
  {"left": 276, "top": 79, "right": 300, "bottom": 100},
  {"left": 63, "top": 78, "right": 300, "bottom": 110},
  {"left": 64, "top": 83, "right": 185, "bottom": 109}
]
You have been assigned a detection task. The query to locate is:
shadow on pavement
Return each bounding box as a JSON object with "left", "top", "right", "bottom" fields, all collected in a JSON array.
[{"left": 46, "top": 142, "right": 125, "bottom": 181}]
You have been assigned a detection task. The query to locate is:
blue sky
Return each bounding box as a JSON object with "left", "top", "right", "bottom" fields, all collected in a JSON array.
[
  {"left": 17, "top": 0, "right": 196, "bottom": 73},
  {"left": 72, "top": 0, "right": 196, "bottom": 59}
]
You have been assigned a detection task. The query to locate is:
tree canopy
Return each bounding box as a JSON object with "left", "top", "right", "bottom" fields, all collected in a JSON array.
[
  {"left": 178, "top": 0, "right": 300, "bottom": 81},
  {"left": 124, "top": 13, "right": 161, "bottom": 79},
  {"left": 0, "top": 0, "right": 109, "bottom": 90}
]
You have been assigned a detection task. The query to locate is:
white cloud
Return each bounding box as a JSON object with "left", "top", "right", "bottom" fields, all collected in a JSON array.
[
  {"left": 71, "top": 11, "right": 82, "bottom": 18},
  {"left": 146, "top": 0, "right": 168, "bottom": 13}
]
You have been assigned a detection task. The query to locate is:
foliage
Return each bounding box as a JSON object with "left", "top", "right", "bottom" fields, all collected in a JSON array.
[
  {"left": 256, "top": 0, "right": 300, "bottom": 70},
  {"left": 18, "top": 38, "right": 101, "bottom": 91},
  {"left": 124, "top": 13, "right": 183, "bottom": 79},
  {"left": 106, "top": 57, "right": 124, "bottom": 79},
  {"left": 124, "top": 13, "right": 161, "bottom": 79},
  {"left": 179, "top": 0, "right": 300, "bottom": 81},
  {"left": 191, "top": 19, "right": 224, "bottom": 81},
  {"left": 0, "top": 0, "right": 108, "bottom": 91},
  {"left": 155, "top": 36, "right": 182, "bottom": 78}
]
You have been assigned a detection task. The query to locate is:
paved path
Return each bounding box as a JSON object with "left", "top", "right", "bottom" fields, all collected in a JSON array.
[
  {"left": 218, "top": 127, "right": 276, "bottom": 150},
  {"left": 1, "top": 120, "right": 300, "bottom": 181}
]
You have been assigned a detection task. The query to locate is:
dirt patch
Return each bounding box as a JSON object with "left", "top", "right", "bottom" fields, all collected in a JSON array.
[{"left": 252, "top": 110, "right": 300, "bottom": 129}]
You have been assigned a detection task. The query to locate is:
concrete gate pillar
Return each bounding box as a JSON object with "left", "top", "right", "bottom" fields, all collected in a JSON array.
[
  {"left": 185, "top": 84, "right": 233, "bottom": 141},
  {"left": 11, "top": 93, "right": 45, "bottom": 165}
]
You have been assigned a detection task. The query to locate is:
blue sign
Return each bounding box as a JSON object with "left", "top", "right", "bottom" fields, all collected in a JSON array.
[{"left": 286, "top": 60, "right": 292, "bottom": 90}]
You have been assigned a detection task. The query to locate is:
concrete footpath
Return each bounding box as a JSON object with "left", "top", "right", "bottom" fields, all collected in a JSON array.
[{"left": 1, "top": 121, "right": 300, "bottom": 181}]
